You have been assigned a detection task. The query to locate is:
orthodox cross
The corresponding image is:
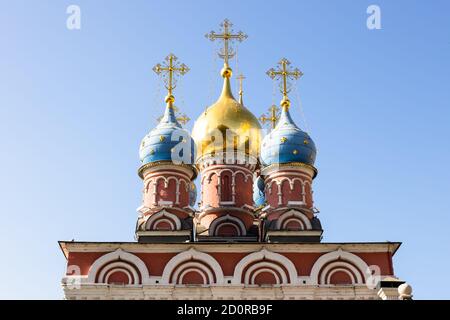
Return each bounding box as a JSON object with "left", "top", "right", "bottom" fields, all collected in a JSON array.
[
  {"left": 153, "top": 54, "right": 190, "bottom": 124},
  {"left": 266, "top": 58, "right": 303, "bottom": 106},
  {"left": 259, "top": 105, "right": 281, "bottom": 129},
  {"left": 152, "top": 53, "right": 189, "bottom": 100},
  {"left": 205, "top": 19, "right": 247, "bottom": 66}
]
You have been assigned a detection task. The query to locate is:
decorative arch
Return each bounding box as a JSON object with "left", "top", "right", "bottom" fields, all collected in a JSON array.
[
  {"left": 266, "top": 180, "right": 278, "bottom": 194},
  {"left": 87, "top": 249, "right": 150, "bottom": 285},
  {"left": 209, "top": 214, "right": 247, "bottom": 236},
  {"left": 233, "top": 170, "right": 252, "bottom": 183},
  {"left": 220, "top": 171, "right": 233, "bottom": 202},
  {"left": 232, "top": 249, "right": 298, "bottom": 285},
  {"left": 201, "top": 171, "right": 217, "bottom": 184},
  {"left": 244, "top": 261, "right": 288, "bottom": 285},
  {"left": 276, "top": 210, "right": 312, "bottom": 230},
  {"left": 145, "top": 210, "right": 182, "bottom": 231},
  {"left": 325, "top": 266, "right": 360, "bottom": 285},
  {"left": 161, "top": 248, "right": 224, "bottom": 285},
  {"left": 98, "top": 261, "right": 138, "bottom": 285},
  {"left": 310, "top": 249, "right": 370, "bottom": 285}
]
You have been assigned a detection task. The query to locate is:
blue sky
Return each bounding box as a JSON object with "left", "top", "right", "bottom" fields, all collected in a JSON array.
[{"left": 0, "top": 0, "right": 449, "bottom": 299}]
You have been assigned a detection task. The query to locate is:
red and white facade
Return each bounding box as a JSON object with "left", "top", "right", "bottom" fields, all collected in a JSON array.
[
  {"left": 59, "top": 36, "right": 412, "bottom": 300},
  {"left": 59, "top": 150, "right": 411, "bottom": 300}
]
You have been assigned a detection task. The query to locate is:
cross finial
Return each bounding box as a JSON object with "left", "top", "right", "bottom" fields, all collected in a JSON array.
[
  {"left": 157, "top": 105, "right": 191, "bottom": 125},
  {"left": 153, "top": 53, "right": 189, "bottom": 103},
  {"left": 176, "top": 114, "right": 190, "bottom": 125},
  {"left": 237, "top": 73, "right": 245, "bottom": 105},
  {"left": 205, "top": 19, "right": 247, "bottom": 76},
  {"left": 266, "top": 58, "right": 303, "bottom": 109},
  {"left": 260, "top": 105, "right": 281, "bottom": 129}
]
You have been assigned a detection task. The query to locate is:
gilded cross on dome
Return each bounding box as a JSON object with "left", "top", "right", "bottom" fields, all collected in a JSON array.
[
  {"left": 152, "top": 53, "right": 189, "bottom": 103},
  {"left": 260, "top": 105, "right": 281, "bottom": 129},
  {"left": 266, "top": 58, "right": 303, "bottom": 109},
  {"left": 205, "top": 19, "right": 247, "bottom": 67}
]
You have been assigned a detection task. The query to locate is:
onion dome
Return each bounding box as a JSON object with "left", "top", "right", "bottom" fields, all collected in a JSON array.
[
  {"left": 139, "top": 54, "right": 195, "bottom": 177},
  {"left": 253, "top": 176, "right": 266, "bottom": 208},
  {"left": 191, "top": 65, "right": 262, "bottom": 161},
  {"left": 139, "top": 99, "right": 195, "bottom": 167},
  {"left": 260, "top": 100, "right": 316, "bottom": 167}
]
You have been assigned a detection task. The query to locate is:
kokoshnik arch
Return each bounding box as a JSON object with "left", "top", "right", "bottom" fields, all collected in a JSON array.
[{"left": 59, "top": 19, "right": 413, "bottom": 300}]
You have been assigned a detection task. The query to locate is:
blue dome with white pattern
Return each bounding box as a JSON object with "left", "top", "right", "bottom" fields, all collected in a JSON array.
[
  {"left": 253, "top": 176, "right": 266, "bottom": 208},
  {"left": 260, "top": 106, "right": 316, "bottom": 167},
  {"left": 139, "top": 102, "right": 195, "bottom": 166}
]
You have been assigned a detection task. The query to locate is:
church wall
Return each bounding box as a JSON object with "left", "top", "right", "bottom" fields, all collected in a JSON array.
[{"left": 64, "top": 247, "right": 395, "bottom": 278}]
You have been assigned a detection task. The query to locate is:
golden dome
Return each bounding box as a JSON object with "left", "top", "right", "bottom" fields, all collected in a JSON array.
[{"left": 192, "top": 70, "right": 262, "bottom": 161}]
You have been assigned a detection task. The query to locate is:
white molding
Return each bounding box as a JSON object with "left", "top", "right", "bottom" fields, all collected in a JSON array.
[
  {"left": 87, "top": 249, "right": 151, "bottom": 285},
  {"left": 179, "top": 268, "right": 207, "bottom": 285},
  {"left": 232, "top": 249, "right": 298, "bottom": 285},
  {"left": 136, "top": 205, "right": 150, "bottom": 215},
  {"left": 61, "top": 242, "right": 400, "bottom": 255},
  {"left": 161, "top": 248, "right": 225, "bottom": 285},
  {"left": 282, "top": 217, "right": 306, "bottom": 230},
  {"left": 63, "top": 284, "right": 381, "bottom": 300},
  {"left": 250, "top": 268, "right": 281, "bottom": 285},
  {"left": 266, "top": 230, "right": 322, "bottom": 237},
  {"left": 276, "top": 210, "right": 312, "bottom": 230},
  {"left": 219, "top": 201, "right": 236, "bottom": 205},
  {"left": 209, "top": 214, "right": 247, "bottom": 236},
  {"left": 310, "top": 249, "right": 369, "bottom": 285},
  {"left": 197, "top": 207, "right": 255, "bottom": 221},
  {"left": 325, "top": 267, "right": 357, "bottom": 285},
  {"left": 321, "top": 263, "right": 362, "bottom": 284},
  {"left": 172, "top": 261, "right": 214, "bottom": 285},
  {"left": 152, "top": 218, "right": 175, "bottom": 231},
  {"left": 145, "top": 210, "right": 181, "bottom": 231},
  {"left": 287, "top": 201, "right": 306, "bottom": 206},
  {"left": 141, "top": 165, "right": 194, "bottom": 180},
  {"left": 136, "top": 230, "right": 190, "bottom": 237},
  {"left": 261, "top": 165, "right": 315, "bottom": 178},
  {"left": 158, "top": 200, "right": 173, "bottom": 206},
  {"left": 99, "top": 262, "right": 137, "bottom": 285},
  {"left": 244, "top": 262, "right": 287, "bottom": 285}
]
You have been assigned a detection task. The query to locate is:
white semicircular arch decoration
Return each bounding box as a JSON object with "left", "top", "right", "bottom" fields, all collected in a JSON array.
[
  {"left": 145, "top": 210, "right": 181, "bottom": 231},
  {"left": 87, "top": 248, "right": 150, "bottom": 284},
  {"left": 244, "top": 261, "right": 288, "bottom": 285},
  {"left": 161, "top": 248, "right": 224, "bottom": 285},
  {"left": 325, "top": 267, "right": 358, "bottom": 285},
  {"left": 276, "top": 209, "right": 312, "bottom": 230},
  {"left": 209, "top": 214, "right": 247, "bottom": 236},
  {"left": 97, "top": 261, "right": 139, "bottom": 285},
  {"left": 309, "top": 249, "right": 369, "bottom": 285},
  {"left": 232, "top": 249, "right": 298, "bottom": 285},
  {"left": 172, "top": 261, "right": 214, "bottom": 285}
]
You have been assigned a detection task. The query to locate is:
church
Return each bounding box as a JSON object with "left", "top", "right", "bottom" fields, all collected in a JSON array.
[{"left": 59, "top": 20, "right": 412, "bottom": 300}]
